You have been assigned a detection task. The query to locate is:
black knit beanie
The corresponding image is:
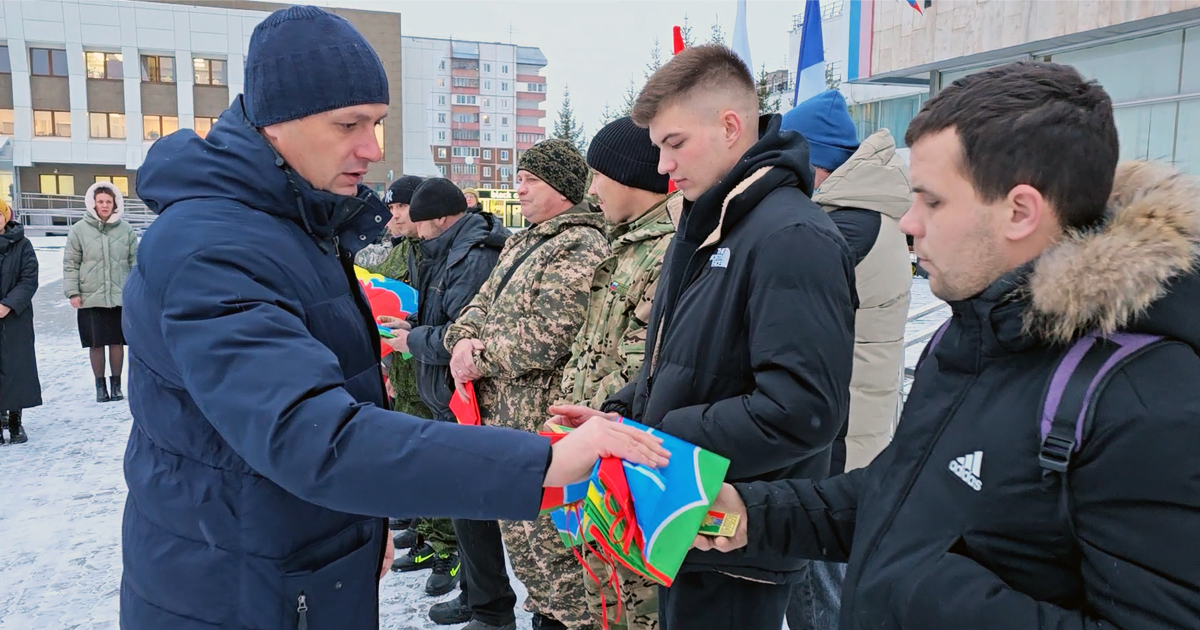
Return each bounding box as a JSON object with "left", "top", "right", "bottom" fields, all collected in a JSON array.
[
  {"left": 518, "top": 138, "right": 588, "bottom": 204},
  {"left": 408, "top": 178, "right": 468, "bottom": 222},
  {"left": 586, "top": 117, "right": 669, "bottom": 194},
  {"left": 385, "top": 175, "right": 423, "bottom": 205}
]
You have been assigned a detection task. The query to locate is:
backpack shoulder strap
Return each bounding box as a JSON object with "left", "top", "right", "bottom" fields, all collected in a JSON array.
[{"left": 1038, "top": 332, "right": 1170, "bottom": 473}]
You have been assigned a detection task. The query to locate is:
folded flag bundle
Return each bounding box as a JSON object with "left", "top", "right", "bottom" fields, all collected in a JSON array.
[
  {"left": 539, "top": 418, "right": 730, "bottom": 588},
  {"left": 354, "top": 265, "right": 418, "bottom": 359}
]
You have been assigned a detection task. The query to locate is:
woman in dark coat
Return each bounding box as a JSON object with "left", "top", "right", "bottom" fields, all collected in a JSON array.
[{"left": 0, "top": 199, "right": 42, "bottom": 444}]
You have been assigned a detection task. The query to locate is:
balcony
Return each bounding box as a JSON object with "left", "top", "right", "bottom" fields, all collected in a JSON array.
[
  {"left": 515, "top": 91, "right": 546, "bottom": 102},
  {"left": 516, "top": 74, "right": 545, "bottom": 84},
  {"left": 516, "top": 108, "right": 545, "bottom": 119}
]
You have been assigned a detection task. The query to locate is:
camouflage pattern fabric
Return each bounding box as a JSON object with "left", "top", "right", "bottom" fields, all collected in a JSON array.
[
  {"left": 417, "top": 516, "right": 458, "bottom": 555},
  {"left": 445, "top": 202, "right": 608, "bottom": 629},
  {"left": 353, "top": 240, "right": 392, "bottom": 270},
  {"left": 559, "top": 195, "right": 677, "bottom": 410},
  {"left": 502, "top": 516, "right": 597, "bottom": 630},
  {"left": 583, "top": 549, "right": 660, "bottom": 630}
]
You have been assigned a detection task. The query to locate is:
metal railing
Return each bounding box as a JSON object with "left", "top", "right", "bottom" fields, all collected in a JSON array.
[{"left": 17, "top": 193, "right": 156, "bottom": 236}]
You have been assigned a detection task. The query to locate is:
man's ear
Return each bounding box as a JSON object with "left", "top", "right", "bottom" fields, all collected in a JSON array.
[{"left": 1004, "top": 184, "right": 1050, "bottom": 242}]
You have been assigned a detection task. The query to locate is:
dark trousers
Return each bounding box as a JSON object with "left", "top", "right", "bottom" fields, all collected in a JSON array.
[
  {"left": 658, "top": 570, "right": 790, "bottom": 630},
  {"left": 452, "top": 518, "right": 517, "bottom": 626}
]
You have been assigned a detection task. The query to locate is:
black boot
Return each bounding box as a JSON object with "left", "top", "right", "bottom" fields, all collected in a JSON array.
[
  {"left": 96, "top": 377, "right": 111, "bottom": 403},
  {"left": 424, "top": 552, "right": 461, "bottom": 596},
  {"left": 109, "top": 376, "right": 124, "bottom": 402},
  {"left": 9, "top": 410, "right": 27, "bottom": 445},
  {"left": 427, "top": 591, "right": 472, "bottom": 625}
]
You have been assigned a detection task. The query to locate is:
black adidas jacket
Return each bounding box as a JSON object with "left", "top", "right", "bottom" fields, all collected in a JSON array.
[
  {"left": 735, "top": 162, "right": 1200, "bottom": 629},
  {"left": 605, "top": 114, "right": 858, "bottom": 583}
]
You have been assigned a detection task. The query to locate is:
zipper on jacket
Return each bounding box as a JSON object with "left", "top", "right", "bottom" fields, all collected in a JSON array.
[{"left": 296, "top": 593, "right": 308, "bottom": 630}]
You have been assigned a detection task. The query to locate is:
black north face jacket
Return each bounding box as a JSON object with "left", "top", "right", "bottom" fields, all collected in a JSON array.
[
  {"left": 737, "top": 162, "right": 1200, "bottom": 629},
  {"left": 606, "top": 114, "right": 858, "bottom": 583}
]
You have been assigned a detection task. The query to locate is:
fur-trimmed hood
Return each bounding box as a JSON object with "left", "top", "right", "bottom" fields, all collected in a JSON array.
[
  {"left": 1025, "top": 161, "right": 1200, "bottom": 349},
  {"left": 84, "top": 181, "right": 125, "bottom": 224}
]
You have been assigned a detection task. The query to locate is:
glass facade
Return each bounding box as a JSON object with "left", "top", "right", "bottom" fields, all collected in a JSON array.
[{"left": 848, "top": 93, "right": 928, "bottom": 148}]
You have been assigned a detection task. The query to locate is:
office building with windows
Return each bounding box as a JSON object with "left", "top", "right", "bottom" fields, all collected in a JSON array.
[
  {"left": 402, "top": 36, "right": 547, "bottom": 200},
  {"left": 848, "top": 0, "right": 1200, "bottom": 174},
  {"left": 0, "top": 0, "right": 403, "bottom": 217}
]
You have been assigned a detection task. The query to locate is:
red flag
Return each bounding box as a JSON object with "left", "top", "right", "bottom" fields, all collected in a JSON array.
[{"left": 672, "top": 26, "right": 685, "bottom": 54}]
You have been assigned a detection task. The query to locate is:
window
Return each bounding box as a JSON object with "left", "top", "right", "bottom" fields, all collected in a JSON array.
[
  {"left": 89, "top": 112, "right": 126, "bottom": 138},
  {"left": 39, "top": 174, "right": 75, "bottom": 195},
  {"left": 0, "top": 109, "right": 13, "bottom": 135},
  {"left": 482, "top": 98, "right": 490, "bottom": 108},
  {"left": 437, "top": 78, "right": 446, "bottom": 88},
  {"left": 439, "top": 60, "right": 446, "bottom": 70},
  {"left": 437, "top": 147, "right": 447, "bottom": 159},
  {"left": 438, "top": 130, "right": 446, "bottom": 141},
  {"left": 484, "top": 81, "right": 491, "bottom": 90},
  {"left": 501, "top": 116, "right": 509, "bottom": 126},
  {"left": 501, "top": 82, "right": 509, "bottom": 92},
  {"left": 453, "top": 129, "right": 480, "bottom": 140},
  {"left": 31, "top": 48, "right": 68, "bottom": 76},
  {"left": 502, "top": 99, "right": 510, "bottom": 108},
  {"left": 500, "top": 183, "right": 509, "bottom": 190},
  {"left": 484, "top": 63, "right": 491, "bottom": 72},
  {"left": 93, "top": 176, "right": 130, "bottom": 196},
  {"left": 451, "top": 147, "right": 481, "bottom": 158},
  {"left": 482, "top": 114, "right": 491, "bottom": 125},
  {"left": 141, "top": 55, "right": 175, "bottom": 82},
  {"left": 502, "top": 134, "right": 509, "bottom": 143},
  {"left": 143, "top": 114, "right": 178, "bottom": 141},
  {"left": 454, "top": 113, "right": 478, "bottom": 124},
  {"left": 499, "top": 167, "right": 510, "bottom": 179},
  {"left": 85, "top": 52, "right": 123, "bottom": 79},
  {"left": 194, "top": 116, "right": 217, "bottom": 138},
  {"left": 34, "top": 111, "right": 71, "bottom": 137},
  {"left": 483, "top": 166, "right": 492, "bottom": 177},
  {"left": 0, "top": 46, "right": 10, "bottom": 73},
  {"left": 483, "top": 149, "right": 492, "bottom": 160},
  {"left": 500, "top": 150, "right": 509, "bottom": 161},
  {"left": 437, "top": 165, "right": 447, "bottom": 176},
  {"left": 454, "top": 95, "right": 477, "bottom": 105},
  {"left": 437, "top": 113, "right": 446, "bottom": 123},
  {"left": 193, "top": 58, "right": 227, "bottom": 85},
  {"left": 451, "top": 163, "right": 479, "bottom": 175},
  {"left": 502, "top": 65, "right": 509, "bottom": 74},
  {"left": 453, "top": 77, "right": 480, "bottom": 88},
  {"left": 438, "top": 95, "right": 446, "bottom": 106},
  {"left": 484, "top": 132, "right": 491, "bottom": 142}
]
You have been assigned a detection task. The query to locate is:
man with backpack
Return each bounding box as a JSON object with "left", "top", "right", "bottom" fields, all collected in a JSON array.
[{"left": 692, "top": 60, "right": 1200, "bottom": 630}]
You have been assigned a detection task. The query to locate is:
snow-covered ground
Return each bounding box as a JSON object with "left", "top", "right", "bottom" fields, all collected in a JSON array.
[{"left": 0, "top": 237, "right": 943, "bottom": 630}]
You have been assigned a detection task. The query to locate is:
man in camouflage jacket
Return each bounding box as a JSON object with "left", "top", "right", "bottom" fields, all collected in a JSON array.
[
  {"left": 447, "top": 139, "right": 609, "bottom": 630},
  {"left": 556, "top": 118, "right": 678, "bottom": 630}
]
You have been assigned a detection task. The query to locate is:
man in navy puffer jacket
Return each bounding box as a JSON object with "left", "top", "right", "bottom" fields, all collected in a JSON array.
[{"left": 121, "top": 7, "right": 667, "bottom": 630}]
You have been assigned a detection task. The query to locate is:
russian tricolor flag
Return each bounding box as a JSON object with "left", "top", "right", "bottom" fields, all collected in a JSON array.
[{"left": 793, "top": 0, "right": 825, "bottom": 107}]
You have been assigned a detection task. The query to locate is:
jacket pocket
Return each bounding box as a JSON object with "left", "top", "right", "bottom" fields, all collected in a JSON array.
[{"left": 281, "top": 520, "right": 381, "bottom": 630}]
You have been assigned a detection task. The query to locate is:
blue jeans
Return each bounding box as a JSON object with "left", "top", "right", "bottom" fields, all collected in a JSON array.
[{"left": 786, "top": 561, "right": 845, "bottom": 630}]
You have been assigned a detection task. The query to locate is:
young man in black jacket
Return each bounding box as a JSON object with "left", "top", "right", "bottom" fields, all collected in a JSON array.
[
  {"left": 553, "top": 44, "right": 857, "bottom": 630},
  {"left": 696, "top": 61, "right": 1200, "bottom": 630}
]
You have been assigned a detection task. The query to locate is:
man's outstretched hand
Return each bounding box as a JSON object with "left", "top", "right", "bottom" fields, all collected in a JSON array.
[
  {"left": 692, "top": 483, "right": 749, "bottom": 553},
  {"left": 546, "top": 404, "right": 619, "bottom": 430},
  {"left": 544, "top": 417, "right": 670, "bottom": 487}
]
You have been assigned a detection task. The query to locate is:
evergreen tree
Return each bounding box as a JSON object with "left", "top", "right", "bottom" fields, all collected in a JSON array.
[
  {"left": 757, "top": 65, "right": 782, "bottom": 114},
  {"left": 645, "top": 37, "right": 664, "bottom": 80},
  {"left": 680, "top": 14, "right": 697, "bottom": 47},
  {"left": 710, "top": 16, "right": 727, "bottom": 45},
  {"left": 553, "top": 84, "right": 588, "bottom": 154}
]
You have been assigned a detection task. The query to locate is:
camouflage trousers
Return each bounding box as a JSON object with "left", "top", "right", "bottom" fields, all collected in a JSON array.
[
  {"left": 583, "top": 550, "right": 659, "bottom": 630},
  {"left": 501, "top": 516, "right": 596, "bottom": 630},
  {"left": 417, "top": 517, "right": 458, "bottom": 556}
]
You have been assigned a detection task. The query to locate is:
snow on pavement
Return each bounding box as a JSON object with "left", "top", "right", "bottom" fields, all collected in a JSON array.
[{"left": 0, "top": 239, "right": 942, "bottom": 629}]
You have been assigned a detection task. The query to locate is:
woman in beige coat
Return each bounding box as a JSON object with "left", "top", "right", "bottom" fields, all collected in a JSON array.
[{"left": 64, "top": 182, "right": 137, "bottom": 402}]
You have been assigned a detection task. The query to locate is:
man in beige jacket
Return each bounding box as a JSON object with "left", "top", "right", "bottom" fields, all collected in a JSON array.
[{"left": 780, "top": 89, "right": 913, "bottom": 630}]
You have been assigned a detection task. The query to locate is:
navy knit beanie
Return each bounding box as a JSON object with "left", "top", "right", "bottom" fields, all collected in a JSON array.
[
  {"left": 587, "top": 117, "right": 669, "bottom": 194},
  {"left": 781, "top": 90, "right": 860, "bottom": 172},
  {"left": 244, "top": 6, "right": 389, "bottom": 127}
]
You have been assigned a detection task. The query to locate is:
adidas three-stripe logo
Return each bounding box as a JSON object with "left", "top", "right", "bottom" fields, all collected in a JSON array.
[{"left": 949, "top": 451, "right": 983, "bottom": 491}]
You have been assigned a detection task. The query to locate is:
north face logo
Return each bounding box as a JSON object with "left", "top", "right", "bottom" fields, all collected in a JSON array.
[{"left": 949, "top": 451, "right": 983, "bottom": 491}]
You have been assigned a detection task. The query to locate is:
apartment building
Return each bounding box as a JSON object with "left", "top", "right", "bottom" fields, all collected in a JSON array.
[
  {"left": 0, "top": 0, "right": 403, "bottom": 210},
  {"left": 402, "top": 36, "right": 547, "bottom": 192}
]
